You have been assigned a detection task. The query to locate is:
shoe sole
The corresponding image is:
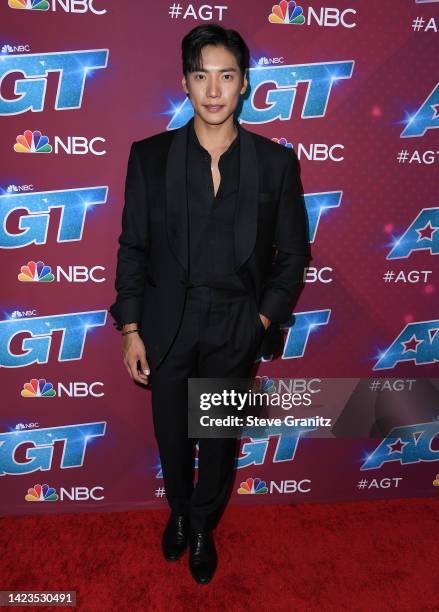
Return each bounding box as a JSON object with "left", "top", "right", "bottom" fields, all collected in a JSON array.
[
  {"left": 162, "top": 543, "right": 188, "bottom": 562},
  {"left": 189, "top": 569, "right": 215, "bottom": 584}
]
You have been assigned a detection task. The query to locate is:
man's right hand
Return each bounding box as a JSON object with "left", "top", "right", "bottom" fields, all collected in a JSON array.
[{"left": 121, "top": 325, "right": 150, "bottom": 386}]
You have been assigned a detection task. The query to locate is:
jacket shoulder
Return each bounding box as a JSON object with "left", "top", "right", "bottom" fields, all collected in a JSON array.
[{"left": 132, "top": 128, "right": 175, "bottom": 153}]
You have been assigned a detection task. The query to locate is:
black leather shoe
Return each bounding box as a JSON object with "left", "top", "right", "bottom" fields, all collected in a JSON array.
[
  {"left": 189, "top": 528, "right": 217, "bottom": 584},
  {"left": 161, "top": 512, "right": 189, "bottom": 561}
]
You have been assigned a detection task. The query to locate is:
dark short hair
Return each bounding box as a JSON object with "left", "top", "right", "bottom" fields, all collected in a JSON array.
[{"left": 181, "top": 24, "right": 249, "bottom": 82}]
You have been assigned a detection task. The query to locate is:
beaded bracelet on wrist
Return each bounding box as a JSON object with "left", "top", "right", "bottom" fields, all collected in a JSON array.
[{"left": 121, "top": 328, "right": 140, "bottom": 336}]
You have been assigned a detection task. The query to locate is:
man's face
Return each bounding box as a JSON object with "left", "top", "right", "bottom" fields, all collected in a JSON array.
[{"left": 182, "top": 44, "right": 248, "bottom": 126}]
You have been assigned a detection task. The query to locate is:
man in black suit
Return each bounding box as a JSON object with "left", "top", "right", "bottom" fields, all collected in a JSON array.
[{"left": 109, "top": 24, "right": 310, "bottom": 584}]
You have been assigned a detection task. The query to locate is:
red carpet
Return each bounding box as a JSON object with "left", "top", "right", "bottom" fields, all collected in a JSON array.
[{"left": 1, "top": 498, "right": 438, "bottom": 611}]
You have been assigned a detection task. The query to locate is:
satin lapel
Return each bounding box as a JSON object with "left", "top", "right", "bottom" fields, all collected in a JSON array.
[
  {"left": 165, "top": 118, "right": 259, "bottom": 274},
  {"left": 234, "top": 122, "right": 259, "bottom": 269},
  {"left": 165, "top": 120, "right": 190, "bottom": 274}
]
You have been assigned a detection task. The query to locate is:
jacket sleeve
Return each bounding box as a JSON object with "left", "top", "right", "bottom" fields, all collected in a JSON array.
[
  {"left": 258, "top": 148, "right": 310, "bottom": 324},
  {"left": 108, "top": 141, "right": 149, "bottom": 331}
]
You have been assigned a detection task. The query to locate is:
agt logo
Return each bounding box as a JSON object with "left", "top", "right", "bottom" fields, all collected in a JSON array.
[
  {"left": 401, "top": 83, "right": 439, "bottom": 137},
  {"left": 237, "top": 427, "right": 317, "bottom": 468},
  {"left": 13, "top": 130, "right": 106, "bottom": 156},
  {"left": 20, "top": 377, "right": 105, "bottom": 398},
  {"left": 0, "top": 49, "right": 108, "bottom": 115},
  {"left": 0, "top": 310, "right": 107, "bottom": 367},
  {"left": 18, "top": 260, "right": 106, "bottom": 283},
  {"left": 374, "top": 319, "right": 439, "bottom": 370},
  {"left": 235, "top": 422, "right": 439, "bottom": 474},
  {"left": 0, "top": 187, "right": 108, "bottom": 248},
  {"left": 386, "top": 208, "right": 438, "bottom": 259},
  {"left": 361, "top": 421, "right": 439, "bottom": 470},
  {"left": 0, "top": 421, "right": 106, "bottom": 475},
  {"left": 237, "top": 476, "right": 311, "bottom": 494},
  {"left": 275, "top": 309, "right": 331, "bottom": 361},
  {"left": 8, "top": 0, "right": 107, "bottom": 14},
  {"left": 25, "top": 483, "right": 105, "bottom": 502},
  {"left": 155, "top": 429, "right": 317, "bottom": 479},
  {"left": 286, "top": 188, "right": 340, "bottom": 245},
  {"left": 167, "top": 60, "right": 354, "bottom": 128},
  {"left": 252, "top": 307, "right": 333, "bottom": 362},
  {"left": 268, "top": 2, "right": 356, "bottom": 28}
]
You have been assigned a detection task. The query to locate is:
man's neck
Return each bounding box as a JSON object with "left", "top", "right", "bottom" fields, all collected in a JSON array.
[{"left": 193, "top": 114, "right": 238, "bottom": 154}]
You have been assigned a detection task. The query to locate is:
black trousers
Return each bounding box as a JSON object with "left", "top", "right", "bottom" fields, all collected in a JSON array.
[{"left": 149, "top": 285, "right": 265, "bottom": 531}]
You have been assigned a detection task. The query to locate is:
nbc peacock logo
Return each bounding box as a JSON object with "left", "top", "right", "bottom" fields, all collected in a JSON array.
[
  {"left": 25, "top": 484, "right": 59, "bottom": 502},
  {"left": 259, "top": 376, "right": 276, "bottom": 394},
  {"left": 250, "top": 375, "right": 276, "bottom": 394},
  {"left": 272, "top": 137, "right": 294, "bottom": 150},
  {"left": 237, "top": 477, "right": 268, "bottom": 495},
  {"left": 8, "top": 0, "right": 49, "bottom": 10},
  {"left": 268, "top": 1, "right": 305, "bottom": 25},
  {"left": 21, "top": 378, "right": 56, "bottom": 398},
  {"left": 18, "top": 260, "right": 55, "bottom": 282},
  {"left": 14, "top": 130, "right": 52, "bottom": 153}
]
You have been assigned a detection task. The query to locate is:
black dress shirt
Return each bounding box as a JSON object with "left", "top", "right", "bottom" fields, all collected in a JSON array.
[{"left": 186, "top": 116, "right": 247, "bottom": 292}]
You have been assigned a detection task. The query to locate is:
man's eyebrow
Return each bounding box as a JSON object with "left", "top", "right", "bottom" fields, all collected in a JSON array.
[{"left": 192, "top": 67, "right": 238, "bottom": 73}]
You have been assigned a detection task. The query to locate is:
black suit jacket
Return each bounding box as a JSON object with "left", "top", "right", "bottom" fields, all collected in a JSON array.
[{"left": 109, "top": 118, "right": 310, "bottom": 369}]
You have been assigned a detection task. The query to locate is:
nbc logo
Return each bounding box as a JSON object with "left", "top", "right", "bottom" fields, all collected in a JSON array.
[
  {"left": 1, "top": 43, "right": 30, "bottom": 53},
  {"left": 237, "top": 477, "right": 269, "bottom": 494},
  {"left": 13, "top": 130, "right": 106, "bottom": 156},
  {"left": 269, "top": 1, "right": 305, "bottom": 25},
  {"left": 261, "top": 376, "right": 276, "bottom": 393},
  {"left": 14, "top": 130, "right": 52, "bottom": 153},
  {"left": 272, "top": 137, "right": 294, "bottom": 150},
  {"left": 21, "top": 378, "right": 56, "bottom": 397},
  {"left": 9, "top": 0, "right": 49, "bottom": 9},
  {"left": 6, "top": 184, "right": 34, "bottom": 192},
  {"left": 252, "top": 375, "right": 276, "bottom": 394},
  {"left": 8, "top": 0, "right": 107, "bottom": 13},
  {"left": 15, "top": 422, "right": 39, "bottom": 429},
  {"left": 11, "top": 309, "right": 36, "bottom": 318},
  {"left": 258, "top": 56, "right": 284, "bottom": 65},
  {"left": 25, "top": 484, "right": 104, "bottom": 502},
  {"left": 18, "top": 260, "right": 55, "bottom": 282},
  {"left": 25, "top": 484, "right": 58, "bottom": 502},
  {"left": 268, "top": 2, "right": 356, "bottom": 28},
  {"left": 17, "top": 261, "right": 105, "bottom": 283}
]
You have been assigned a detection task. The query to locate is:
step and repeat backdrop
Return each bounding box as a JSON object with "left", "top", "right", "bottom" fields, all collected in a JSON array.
[{"left": 1, "top": 1, "right": 438, "bottom": 516}]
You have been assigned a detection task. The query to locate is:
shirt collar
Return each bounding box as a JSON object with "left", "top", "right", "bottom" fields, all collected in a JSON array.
[{"left": 188, "top": 115, "right": 240, "bottom": 156}]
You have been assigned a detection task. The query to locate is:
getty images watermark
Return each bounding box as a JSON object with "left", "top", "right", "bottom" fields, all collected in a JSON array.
[
  {"left": 188, "top": 377, "right": 439, "bottom": 438},
  {"left": 188, "top": 376, "right": 330, "bottom": 438}
]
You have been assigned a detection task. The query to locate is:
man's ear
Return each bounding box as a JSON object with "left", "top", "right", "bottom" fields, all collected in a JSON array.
[
  {"left": 182, "top": 76, "right": 188, "bottom": 95},
  {"left": 240, "top": 73, "right": 248, "bottom": 96}
]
